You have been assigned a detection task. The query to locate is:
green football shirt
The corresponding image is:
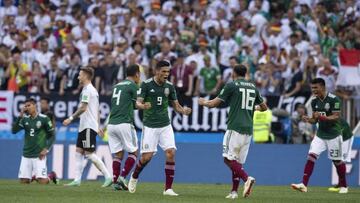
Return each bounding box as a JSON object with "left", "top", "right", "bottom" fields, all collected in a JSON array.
[
  {"left": 218, "top": 78, "right": 264, "bottom": 134},
  {"left": 200, "top": 67, "right": 220, "bottom": 92},
  {"left": 340, "top": 118, "right": 353, "bottom": 141},
  {"left": 12, "top": 114, "right": 55, "bottom": 158},
  {"left": 138, "top": 78, "right": 177, "bottom": 128},
  {"left": 311, "top": 93, "right": 342, "bottom": 139},
  {"left": 108, "top": 79, "right": 138, "bottom": 125}
]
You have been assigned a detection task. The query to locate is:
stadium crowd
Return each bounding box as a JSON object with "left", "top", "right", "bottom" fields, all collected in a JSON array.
[
  {"left": 0, "top": 0, "right": 359, "bottom": 96},
  {"left": 0, "top": 0, "right": 360, "bottom": 142}
]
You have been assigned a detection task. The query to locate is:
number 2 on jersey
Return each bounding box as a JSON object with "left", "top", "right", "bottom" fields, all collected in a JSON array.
[
  {"left": 112, "top": 88, "right": 122, "bottom": 105},
  {"left": 239, "top": 88, "right": 255, "bottom": 110},
  {"left": 30, "top": 128, "right": 35, "bottom": 136}
]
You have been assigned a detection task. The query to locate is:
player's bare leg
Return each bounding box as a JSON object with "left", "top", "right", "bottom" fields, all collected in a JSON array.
[
  {"left": 163, "top": 148, "right": 178, "bottom": 196},
  {"left": 129, "top": 152, "right": 153, "bottom": 193},
  {"left": 20, "top": 178, "right": 30, "bottom": 184}
]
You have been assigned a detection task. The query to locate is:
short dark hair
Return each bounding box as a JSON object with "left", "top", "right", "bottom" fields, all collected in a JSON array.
[
  {"left": 233, "top": 64, "right": 247, "bottom": 77},
  {"left": 81, "top": 66, "right": 94, "bottom": 80},
  {"left": 311, "top": 78, "right": 326, "bottom": 87},
  {"left": 40, "top": 96, "right": 50, "bottom": 103},
  {"left": 126, "top": 64, "right": 140, "bottom": 77},
  {"left": 155, "top": 60, "right": 170, "bottom": 70},
  {"left": 25, "top": 97, "right": 36, "bottom": 104}
]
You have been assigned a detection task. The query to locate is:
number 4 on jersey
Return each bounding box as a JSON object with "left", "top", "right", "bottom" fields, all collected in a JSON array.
[{"left": 113, "top": 88, "right": 122, "bottom": 105}]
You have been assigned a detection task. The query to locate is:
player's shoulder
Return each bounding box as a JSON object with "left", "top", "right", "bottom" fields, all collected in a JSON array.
[
  {"left": 165, "top": 80, "right": 174, "bottom": 87},
  {"left": 38, "top": 113, "right": 50, "bottom": 121},
  {"left": 327, "top": 92, "right": 340, "bottom": 100},
  {"left": 144, "top": 78, "right": 153, "bottom": 84}
]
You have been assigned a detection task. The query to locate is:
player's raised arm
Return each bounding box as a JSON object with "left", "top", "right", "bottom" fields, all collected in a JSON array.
[{"left": 12, "top": 106, "right": 26, "bottom": 134}]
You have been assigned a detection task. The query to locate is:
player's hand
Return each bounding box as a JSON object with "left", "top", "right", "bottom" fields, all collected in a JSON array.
[
  {"left": 182, "top": 107, "right": 192, "bottom": 115},
  {"left": 39, "top": 149, "right": 48, "bottom": 160},
  {"left": 20, "top": 106, "right": 26, "bottom": 117},
  {"left": 63, "top": 118, "right": 71, "bottom": 126},
  {"left": 98, "top": 129, "right": 105, "bottom": 138},
  {"left": 198, "top": 97, "right": 206, "bottom": 106},
  {"left": 143, "top": 102, "right": 151, "bottom": 110}
]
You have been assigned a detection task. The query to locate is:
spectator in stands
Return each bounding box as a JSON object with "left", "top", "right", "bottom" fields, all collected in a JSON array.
[
  {"left": 34, "top": 39, "right": 54, "bottom": 73},
  {"left": 291, "top": 104, "right": 314, "bottom": 144},
  {"left": 222, "top": 56, "right": 237, "bottom": 84},
  {"left": 302, "top": 56, "right": 319, "bottom": 94},
  {"left": 195, "top": 55, "right": 221, "bottom": 97},
  {"left": 28, "top": 60, "right": 43, "bottom": 93},
  {"left": 218, "top": 28, "right": 239, "bottom": 74},
  {"left": 316, "top": 58, "right": 338, "bottom": 93},
  {"left": 284, "top": 59, "right": 303, "bottom": 98},
  {"left": 170, "top": 53, "right": 194, "bottom": 97},
  {"left": 60, "top": 54, "right": 81, "bottom": 95},
  {"left": 5, "top": 48, "right": 29, "bottom": 92},
  {"left": 43, "top": 56, "right": 63, "bottom": 95}
]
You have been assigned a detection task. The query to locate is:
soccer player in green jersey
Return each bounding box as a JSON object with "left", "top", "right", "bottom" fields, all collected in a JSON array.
[
  {"left": 103, "top": 64, "right": 151, "bottom": 190},
  {"left": 198, "top": 64, "right": 268, "bottom": 199},
  {"left": 12, "top": 98, "right": 55, "bottom": 184},
  {"left": 328, "top": 118, "right": 353, "bottom": 192},
  {"left": 291, "top": 78, "right": 348, "bottom": 194},
  {"left": 127, "top": 60, "right": 192, "bottom": 196}
]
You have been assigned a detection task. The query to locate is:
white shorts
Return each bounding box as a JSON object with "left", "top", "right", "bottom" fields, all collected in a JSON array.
[
  {"left": 140, "top": 125, "right": 176, "bottom": 154},
  {"left": 342, "top": 137, "right": 354, "bottom": 162},
  {"left": 107, "top": 123, "right": 138, "bottom": 154},
  {"left": 18, "top": 156, "right": 47, "bottom": 179},
  {"left": 222, "top": 130, "right": 252, "bottom": 164},
  {"left": 309, "top": 135, "right": 343, "bottom": 160}
]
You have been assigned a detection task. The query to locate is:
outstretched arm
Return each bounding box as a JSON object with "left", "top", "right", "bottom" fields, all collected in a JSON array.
[
  {"left": 136, "top": 97, "right": 151, "bottom": 110},
  {"left": 198, "top": 97, "right": 222, "bottom": 108},
  {"left": 171, "top": 100, "right": 192, "bottom": 115}
]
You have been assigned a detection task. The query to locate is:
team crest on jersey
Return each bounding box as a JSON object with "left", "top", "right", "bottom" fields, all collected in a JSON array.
[
  {"left": 164, "top": 88, "right": 169, "bottom": 97},
  {"left": 325, "top": 103, "right": 330, "bottom": 111},
  {"left": 36, "top": 121, "right": 42, "bottom": 128}
]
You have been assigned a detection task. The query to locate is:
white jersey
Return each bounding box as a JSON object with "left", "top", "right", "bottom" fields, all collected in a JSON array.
[{"left": 79, "top": 83, "right": 99, "bottom": 132}]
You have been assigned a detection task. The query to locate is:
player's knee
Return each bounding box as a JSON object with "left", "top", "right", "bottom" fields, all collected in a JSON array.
[
  {"left": 141, "top": 153, "right": 153, "bottom": 163},
  {"left": 307, "top": 153, "right": 318, "bottom": 162},
  {"left": 332, "top": 160, "right": 343, "bottom": 165},
  {"left": 165, "top": 149, "right": 175, "bottom": 160},
  {"left": 37, "top": 178, "right": 49, "bottom": 184}
]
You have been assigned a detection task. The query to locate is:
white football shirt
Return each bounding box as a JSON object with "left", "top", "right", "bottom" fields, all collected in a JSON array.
[{"left": 78, "top": 83, "right": 99, "bottom": 132}]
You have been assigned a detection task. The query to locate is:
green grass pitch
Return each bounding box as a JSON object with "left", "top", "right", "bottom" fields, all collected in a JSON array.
[{"left": 1, "top": 180, "right": 359, "bottom": 203}]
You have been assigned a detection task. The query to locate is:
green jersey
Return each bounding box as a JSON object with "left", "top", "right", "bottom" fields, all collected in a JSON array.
[
  {"left": 340, "top": 118, "right": 353, "bottom": 141},
  {"left": 12, "top": 113, "right": 55, "bottom": 158},
  {"left": 138, "top": 78, "right": 177, "bottom": 128},
  {"left": 218, "top": 78, "right": 264, "bottom": 134},
  {"left": 108, "top": 79, "right": 138, "bottom": 125},
  {"left": 311, "top": 93, "right": 342, "bottom": 139},
  {"left": 200, "top": 67, "right": 220, "bottom": 92}
]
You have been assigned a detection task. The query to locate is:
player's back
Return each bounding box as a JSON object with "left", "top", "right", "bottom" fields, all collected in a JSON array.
[
  {"left": 79, "top": 83, "right": 99, "bottom": 132},
  {"left": 109, "top": 79, "right": 138, "bottom": 125},
  {"left": 219, "top": 78, "right": 263, "bottom": 135}
]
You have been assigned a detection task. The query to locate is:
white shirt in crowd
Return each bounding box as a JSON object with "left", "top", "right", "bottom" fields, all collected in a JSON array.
[
  {"left": 219, "top": 38, "right": 239, "bottom": 66},
  {"left": 79, "top": 83, "right": 99, "bottom": 132}
]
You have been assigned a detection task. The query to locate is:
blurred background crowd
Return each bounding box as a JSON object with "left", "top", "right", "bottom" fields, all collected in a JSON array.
[{"left": 0, "top": 0, "right": 360, "bottom": 143}]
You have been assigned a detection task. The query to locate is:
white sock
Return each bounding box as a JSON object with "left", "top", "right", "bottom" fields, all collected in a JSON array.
[
  {"left": 86, "top": 153, "right": 111, "bottom": 179},
  {"left": 74, "top": 152, "right": 85, "bottom": 182}
]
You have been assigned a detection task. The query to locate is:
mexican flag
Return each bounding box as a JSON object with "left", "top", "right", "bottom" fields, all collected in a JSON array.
[{"left": 336, "top": 49, "right": 360, "bottom": 86}]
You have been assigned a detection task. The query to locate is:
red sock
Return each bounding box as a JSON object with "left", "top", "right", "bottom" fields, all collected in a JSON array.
[
  {"left": 165, "top": 161, "right": 175, "bottom": 190},
  {"left": 120, "top": 154, "right": 136, "bottom": 178},
  {"left": 232, "top": 171, "right": 240, "bottom": 192},
  {"left": 302, "top": 154, "right": 317, "bottom": 186},
  {"left": 132, "top": 160, "right": 147, "bottom": 179},
  {"left": 334, "top": 161, "right": 347, "bottom": 187},
  {"left": 112, "top": 158, "right": 121, "bottom": 183},
  {"left": 229, "top": 160, "right": 248, "bottom": 182}
]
